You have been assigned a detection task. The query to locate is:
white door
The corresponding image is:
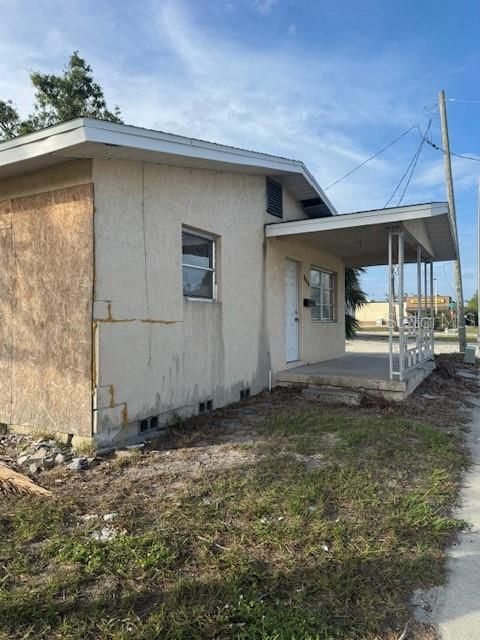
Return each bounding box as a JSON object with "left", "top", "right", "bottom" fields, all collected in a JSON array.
[{"left": 284, "top": 259, "right": 299, "bottom": 362}]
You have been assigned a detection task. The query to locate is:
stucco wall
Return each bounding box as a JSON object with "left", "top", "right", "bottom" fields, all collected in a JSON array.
[
  {"left": 92, "top": 159, "right": 344, "bottom": 445},
  {"left": 266, "top": 236, "right": 345, "bottom": 376}
]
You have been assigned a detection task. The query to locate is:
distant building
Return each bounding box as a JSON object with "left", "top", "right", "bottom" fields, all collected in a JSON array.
[
  {"left": 405, "top": 295, "right": 452, "bottom": 315},
  {"left": 356, "top": 295, "right": 453, "bottom": 328},
  {"left": 355, "top": 301, "right": 404, "bottom": 327}
]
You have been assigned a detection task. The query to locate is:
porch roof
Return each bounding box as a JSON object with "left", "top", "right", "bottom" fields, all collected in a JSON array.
[{"left": 265, "top": 202, "right": 457, "bottom": 267}]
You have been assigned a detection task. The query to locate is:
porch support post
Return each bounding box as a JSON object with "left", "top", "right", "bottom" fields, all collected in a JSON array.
[
  {"left": 416, "top": 245, "right": 422, "bottom": 361},
  {"left": 388, "top": 230, "right": 394, "bottom": 380},
  {"left": 430, "top": 261, "right": 435, "bottom": 357},
  {"left": 424, "top": 260, "right": 428, "bottom": 361},
  {"left": 398, "top": 230, "right": 405, "bottom": 381}
]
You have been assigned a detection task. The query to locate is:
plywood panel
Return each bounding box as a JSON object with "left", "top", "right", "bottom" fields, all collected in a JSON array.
[
  {"left": 0, "top": 200, "right": 13, "bottom": 424},
  {"left": 10, "top": 184, "right": 94, "bottom": 436}
]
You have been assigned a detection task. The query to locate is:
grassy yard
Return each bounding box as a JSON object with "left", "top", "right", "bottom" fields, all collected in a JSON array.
[
  {"left": 0, "top": 373, "right": 473, "bottom": 639},
  {"left": 0, "top": 403, "right": 465, "bottom": 640}
]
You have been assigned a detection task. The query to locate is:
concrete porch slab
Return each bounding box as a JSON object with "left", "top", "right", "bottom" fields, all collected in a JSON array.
[{"left": 276, "top": 352, "right": 435, "bottom": 401}]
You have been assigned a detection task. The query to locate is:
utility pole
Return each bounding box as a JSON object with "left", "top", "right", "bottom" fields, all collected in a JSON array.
[
  {"left": 477, "top": 177, "right": 480, "bottom": 343},
  {"left": 438, "top": 89, "right": 467, "bottom": 352}
]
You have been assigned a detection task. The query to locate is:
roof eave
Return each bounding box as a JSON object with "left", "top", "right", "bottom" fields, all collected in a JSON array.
[{"left": 0, "top": 118, "right": 336, "bottom": 216}]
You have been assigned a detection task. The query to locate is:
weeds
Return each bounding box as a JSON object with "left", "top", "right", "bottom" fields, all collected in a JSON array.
[{"left": 0, "top": 405, "right": 467, "bottom": 639}]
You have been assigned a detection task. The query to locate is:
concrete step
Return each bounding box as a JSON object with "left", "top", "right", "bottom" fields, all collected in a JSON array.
[{"left": 301, "top": 385, "right": 363, "bottom": 407}]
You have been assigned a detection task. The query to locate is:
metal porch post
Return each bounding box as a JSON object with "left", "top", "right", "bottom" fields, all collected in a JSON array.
[
  {"left": 430, "top": 261, "right": 435, "bottom": 357},
  {"left": 423, "top": 260, "right": 428, "bottom": 361},
  {"left": 388, "top": 230, "right": 394, "bottom": 380},
  {"left": 398, "top": 231, "right": 405, "bottom": 381},
  {"left": 416, "top": 245, "right": 422, "bottom": 363}
]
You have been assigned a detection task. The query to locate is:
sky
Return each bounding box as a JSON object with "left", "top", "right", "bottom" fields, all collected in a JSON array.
[{"left": 1, "top": 0, "right": 479, "bottom": 300}]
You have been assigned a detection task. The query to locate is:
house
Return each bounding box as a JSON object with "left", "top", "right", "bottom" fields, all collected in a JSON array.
[
  {"left": 355, "top": 301, "right": 399, "bottom": 328},
  {"left": 0, "top": 119, "right": 458, "bottom": 447}
]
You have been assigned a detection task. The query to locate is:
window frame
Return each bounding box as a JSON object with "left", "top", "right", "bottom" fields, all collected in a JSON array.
[
  {"left": 310, "top": 266, "right": 337, "bottom": 322},
  {"left": 182, "top": 228, "right": 217, "bottom": 301}
]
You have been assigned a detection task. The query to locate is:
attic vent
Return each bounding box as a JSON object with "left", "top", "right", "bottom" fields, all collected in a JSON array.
[{"left": 266, "top": 177, "right": 283, "bottom": 218}]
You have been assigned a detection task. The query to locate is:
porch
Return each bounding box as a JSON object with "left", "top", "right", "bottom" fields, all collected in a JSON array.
[
  {"left": 276, "top": 351, "right": 435, "bottom": 401},
  {"left": 266, "top": 201, "right": 458, "bottom": 399}
]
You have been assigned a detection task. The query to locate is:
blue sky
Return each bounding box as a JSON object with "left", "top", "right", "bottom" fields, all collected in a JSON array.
[{"left": 1, "top": 0, "right": 479, "bottom": 300}]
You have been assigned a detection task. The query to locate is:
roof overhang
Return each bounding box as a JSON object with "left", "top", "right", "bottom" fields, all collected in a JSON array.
[
  {"left": 0, "top": 118, "right": 335, "bottom": 217},
  {"left": 265, "top": 202, "right": 457, "bottom": 266}
]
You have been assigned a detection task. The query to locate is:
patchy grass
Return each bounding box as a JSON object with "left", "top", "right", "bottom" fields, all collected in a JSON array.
[{"left": 0, "top": 402, "right": 468, "bottom": 640}]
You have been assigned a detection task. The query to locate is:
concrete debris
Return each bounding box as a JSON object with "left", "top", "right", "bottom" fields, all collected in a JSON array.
[
  {"left": 458, "top": 369, "right": 479, "bottom": 382},
  {"left": 1, "top": 430, "right": 144, "bottom": 476},
  {"left": 125, "top": 443, "right": 146, "bottom": 451},
  {"left": 29, "top": 462, "right": 41, "bottom": 475},
  {"left": 0, "top": 434, "right": 77, "bottom": 473},
  {"left": 103, "top": 512, "right": 118, "bottom": 522},
  {"left": 91, "top": 526, "right": 118, "bottom": 541},
  {"left": 68, "top": 458, "right": 84, "bottom": 472}
]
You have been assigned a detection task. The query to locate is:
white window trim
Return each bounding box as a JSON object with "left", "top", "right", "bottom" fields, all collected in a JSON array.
[
  {"left": 182, "top": 228, "right": 217, "bottom": 302},
  {"left": 310, "top": 266, "right": 337, "bottom": 323}
]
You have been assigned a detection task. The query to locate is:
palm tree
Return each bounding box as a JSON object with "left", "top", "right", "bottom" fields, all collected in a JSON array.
[{"left": 345, "top": 267, "right": 368, "bottom": 338}]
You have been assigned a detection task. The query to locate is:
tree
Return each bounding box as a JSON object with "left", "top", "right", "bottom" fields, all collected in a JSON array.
[
  {"left": 466, "top": 292, "right": 478, "bottom": 313},
  {"left": 345, "top": 267, "right": 368, "bottom": 338},
  {"left": 0, "top": 51, "right": 121, "bottom": 140}
]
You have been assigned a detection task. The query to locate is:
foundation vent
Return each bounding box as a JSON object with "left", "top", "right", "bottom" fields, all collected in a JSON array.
[
  {"left": 240, "top": 388, "right": 251, "bottom": 401},
  {"left": 139, "top": 416, "right": 159, "bottom": 433},
  {"left": 199, "top": 399, "right": 214, "bottom": 414}
]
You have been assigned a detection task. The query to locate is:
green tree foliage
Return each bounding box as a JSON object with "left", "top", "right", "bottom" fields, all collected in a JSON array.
[
  {"left": 0, "top": 51, "right": 122, "bottom": 140},
  {"left": 345, "top": 267, "right": 368, "bottom": 338},
  {"left": 466, "top": 292, "right": 478, "bottom": 313}
]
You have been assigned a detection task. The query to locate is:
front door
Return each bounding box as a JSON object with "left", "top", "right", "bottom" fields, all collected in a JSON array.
[{"left": 284, "top": 259, "right": 299, "bottom": 362}]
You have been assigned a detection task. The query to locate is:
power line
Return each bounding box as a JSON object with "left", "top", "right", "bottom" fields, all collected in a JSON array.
[
  {"left": 398, "top": 119, "right": 432, "bottom": 206},
  {"left": 324, "top": 125, "right": 418, "bottom": 191},
  {"left": 383, "top": 119, "right": 432, "bottom": 208},
  {"left": 449, "top": 98, "right": 480, "bottom": 105},
  {"left": 425, "top": 139, "right": 480, "bottom": 162}
]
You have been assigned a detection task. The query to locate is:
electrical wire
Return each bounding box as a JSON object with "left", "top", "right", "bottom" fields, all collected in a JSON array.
[
  {"left": 383, "top": 119, "right": 432, "bottom": 208},
  {"left": 324, "top": 125, "right": 418, "bottom": 191},
  {"left": 425, "top": 138, "right": 480, "bottom": 162},
  {"left": 397, "top": 120, "right": 432, "bottom": 205},
  {"left": 448, "top": 98, "right": 480, "bottom": 105}
]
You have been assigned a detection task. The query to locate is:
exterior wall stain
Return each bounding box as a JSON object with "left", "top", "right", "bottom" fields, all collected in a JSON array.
[{"left": 92, "top": 158, "right": 345, "bottom": 446}]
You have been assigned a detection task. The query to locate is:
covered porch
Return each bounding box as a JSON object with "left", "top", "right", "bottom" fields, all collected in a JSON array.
[
  {"left": 266, "top": 202, "right": 457, "bottom": 399},
  {"left": 276, "top": 352, "right": 435, "bottom": 401}
]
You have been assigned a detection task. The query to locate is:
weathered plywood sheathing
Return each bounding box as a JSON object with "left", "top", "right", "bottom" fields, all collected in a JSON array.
[{"left": 0, "top": 184, "right": 94, "bottom": 436}]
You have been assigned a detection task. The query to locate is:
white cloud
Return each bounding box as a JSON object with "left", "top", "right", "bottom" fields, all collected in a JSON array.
[
  {"left": 287, "top": 23, "right": 296, "bottom": 36},
  {"left": 1, "top": 0, "right": 475, "bottom": 298},
  {"left": 253, "top": 0, "right": 278, "bottom": 14}
]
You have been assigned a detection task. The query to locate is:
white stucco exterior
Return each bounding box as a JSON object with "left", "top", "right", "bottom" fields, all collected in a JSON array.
[{"left": 92, "top": 159, "right": 345, "bottom": 445}]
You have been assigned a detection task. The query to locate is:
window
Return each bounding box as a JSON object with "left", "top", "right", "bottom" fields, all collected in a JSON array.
[
  {"left": 310, "top": 268, "right": 336, "bottom": 321},
  {"left": 266, "top": 177, "right": 283, "bottom": 218},
  {"left": 182, "top": 230, "right": 215, "bottom": 299}
]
